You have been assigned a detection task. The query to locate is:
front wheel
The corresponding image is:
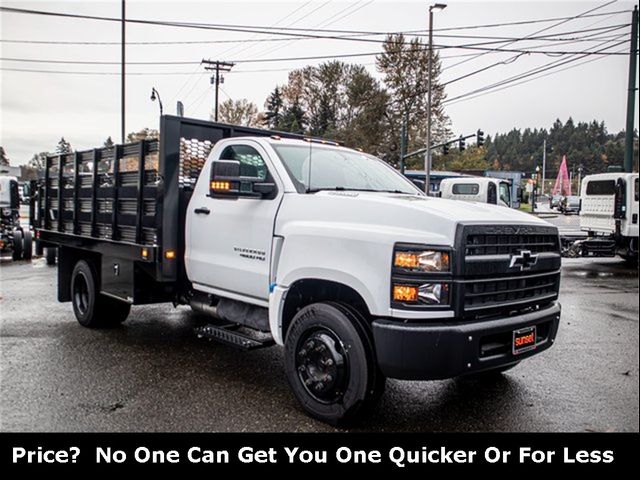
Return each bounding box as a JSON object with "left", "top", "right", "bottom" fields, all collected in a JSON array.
[{"left": 284, "top": 302, "right": 385, "bottom": 425}]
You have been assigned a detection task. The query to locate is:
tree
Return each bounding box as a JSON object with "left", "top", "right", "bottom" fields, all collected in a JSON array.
[
  {"left": 433, "top": 146, "right": 489, "bottom": 171},
  {"left": 55, "top": 137, "right": 73, "bottom": 154},
  {"left": 280, "top": 98, "right": 307, "bottom": 134},
  {"left": 126, "top": 128, "right": 159, "bottom": 143},
  {"left": 376, "top": 34, "right": 451, "bottom": 164},
  {"left": 263, "top": 87, "right": 284, "bottom": 130},
  {"left": 28, "top": 152, "right": 49, "bottom": 171},
  {"left": 103, "top": 136, "right": 115, "bottom": 148},
  {"left": 0, "top": 146, "right": 9, "bottom": 166},
  {"left": 215, "top": 98, "right": 260, "bottom": 127}
]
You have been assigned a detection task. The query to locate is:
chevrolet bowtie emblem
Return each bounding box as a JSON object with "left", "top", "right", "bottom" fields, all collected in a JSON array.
[{"left": 509, "top": 250, "right": 539, "bottom": 271}]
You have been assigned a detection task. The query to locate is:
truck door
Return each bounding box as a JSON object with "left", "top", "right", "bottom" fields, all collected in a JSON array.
[{"left": 186, "top": 141, "right": 283, "bottom": 303}]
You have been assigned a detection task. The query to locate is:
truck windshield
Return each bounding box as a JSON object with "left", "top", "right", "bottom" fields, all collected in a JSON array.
[{"left": 271, "top": 144, "right": 421, "bottom": 195}]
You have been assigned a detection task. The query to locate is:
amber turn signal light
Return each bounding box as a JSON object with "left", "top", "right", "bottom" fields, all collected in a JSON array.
[
  {"left": 165, "top": 250, "right": 176, "bottom": 260},
  {"left": 393, "top": 284, "right": 419, "bottom": 303},
  {"left": 210, "top": 181, "right": 231, "bottom": 191}
]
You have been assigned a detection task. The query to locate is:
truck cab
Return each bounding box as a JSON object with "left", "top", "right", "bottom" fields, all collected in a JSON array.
[
  {"left": 34, "top": 116, "right": 562, "bottom": 424},
  {"left": 439, "top": 176, "right": 513, "bottom": 208},
  {"left": 578, "top": 172, "right": 639, "bottom": 261}
]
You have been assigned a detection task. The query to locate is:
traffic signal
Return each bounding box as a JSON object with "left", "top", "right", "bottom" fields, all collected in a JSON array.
[
  {"left": 458, "top": 136, "right": 466, "bottom": 151},
  {"left": 477, "top": 129, "right": 484, "bottom": 147},
  {"left": 443, "top": 143, "right": 449, "bottom": 155}
]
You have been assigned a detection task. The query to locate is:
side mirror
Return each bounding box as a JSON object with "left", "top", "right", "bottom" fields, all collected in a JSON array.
[
  {"left": 209, "top": 159, "right": 276, "bottom": 199},
  {"left": 210, "top": 159, "right": 241, "bottom": 198}
]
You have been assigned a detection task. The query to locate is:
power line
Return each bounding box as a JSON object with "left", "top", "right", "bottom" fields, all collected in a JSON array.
[
  {"left": 444, "top": 46, "right": 630, "bottom": 107},
  {"left": 0, "top": 23, "right": 626, "bottom": 46},
  {"left": 0, "top": 5, "right": 631, "bottom": 44},
  {"left": 442, "top": 35, "right": 630, "bottom": 105}
]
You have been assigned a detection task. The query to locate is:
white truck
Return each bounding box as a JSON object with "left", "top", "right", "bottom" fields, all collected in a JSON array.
[
  {"left": 34, "top": 116, "right": 562, "bottom": 424},
  {"left": 576, "top": 172, "right": 639, "bottom": 262},
  {"left": 439, "top": 176, "right": 513, "bottom": 208}
]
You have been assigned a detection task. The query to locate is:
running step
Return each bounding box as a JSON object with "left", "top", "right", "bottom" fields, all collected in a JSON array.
[{"left": 195, "top": 323, "right": 275, "bottom": 350}]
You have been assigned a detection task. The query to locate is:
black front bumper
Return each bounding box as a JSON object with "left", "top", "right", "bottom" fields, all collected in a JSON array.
[{"left": 372, "top": 302, "right": 561, "bottom": 380}]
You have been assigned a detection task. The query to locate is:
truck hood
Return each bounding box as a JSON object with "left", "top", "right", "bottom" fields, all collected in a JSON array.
[{"left": 277, "top": 191, "right": 553, "bottom": 246}]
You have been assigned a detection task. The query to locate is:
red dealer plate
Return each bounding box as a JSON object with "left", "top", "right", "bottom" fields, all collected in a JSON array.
[{"left": 513, "top": 326, "right": 537, "bottom": 355}]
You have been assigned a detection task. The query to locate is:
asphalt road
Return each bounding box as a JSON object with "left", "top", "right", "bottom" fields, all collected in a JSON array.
[{"left": 0, "top": 255, "right": 637, "bottom": 432}]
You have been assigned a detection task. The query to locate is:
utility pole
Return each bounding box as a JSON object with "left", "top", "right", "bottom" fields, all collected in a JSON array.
[
  {"left": 542, "top": 138, "right": 547, "bottom": 196},
  {"left": 400, "top": 112, "right": 408, "bottom": 174},
  {"left": 121, "top": 0, "right": 126, "bottom": 143},
  {"left": 425, "top": 3, "right": 447, "bottom": 195},
  {"left": 624, "top": 5, "right": 638, "bottom": 173},
  {"left": 202, "top": 59, "right": 235, "bottom": 122}
]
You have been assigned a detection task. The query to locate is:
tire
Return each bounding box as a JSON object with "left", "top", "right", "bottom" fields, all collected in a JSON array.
[
  {"left": 71, "top": 260, "right": 130, "bottom": 328},
  {"left": 22, "top": 230, "right": 33, "bottom": 260},
  {"left": 45, "top": 247, "right": 57, "bottom": 265},
  {"left": 11, "top": 229, "right": 23, "bottom": 261},
  {"left": 284, "top": 302, "right": 384, "bottom": 425}
]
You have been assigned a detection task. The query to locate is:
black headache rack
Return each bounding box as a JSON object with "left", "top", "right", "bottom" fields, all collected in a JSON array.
[{"left": 35, "top": 115, "right": 310, "bottom": 303}]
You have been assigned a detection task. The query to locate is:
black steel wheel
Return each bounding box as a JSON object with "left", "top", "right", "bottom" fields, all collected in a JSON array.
[
  {"left": 71, "top": 260, "right": 130, "bottom": 328},
  {"left": 295, "top": 327, "right": 349, "bottom": 404},
  {"left": 284, "top": 302, "right": 384, "bottom": 425},
  {"left": 11, "top": 228, "right": 23, "bottom": 261}
]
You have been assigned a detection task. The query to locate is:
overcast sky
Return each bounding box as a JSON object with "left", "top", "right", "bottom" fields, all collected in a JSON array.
[{"left": 1, "top": 0, "right": 638, "bottom": 165}]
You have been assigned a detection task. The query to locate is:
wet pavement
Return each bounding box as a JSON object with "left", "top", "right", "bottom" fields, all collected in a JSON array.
[{"left": 0, "top": 255, "right": 637, "bottom": 432}]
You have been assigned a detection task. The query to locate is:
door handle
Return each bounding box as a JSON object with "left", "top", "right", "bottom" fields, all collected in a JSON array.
[{"left": 194, "top": 207, "right": 210, "bottom": 215}]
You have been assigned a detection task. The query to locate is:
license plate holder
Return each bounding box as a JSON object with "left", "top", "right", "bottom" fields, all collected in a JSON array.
[{"left": 513, "top": 326, "right": 537, "bottom": 355}]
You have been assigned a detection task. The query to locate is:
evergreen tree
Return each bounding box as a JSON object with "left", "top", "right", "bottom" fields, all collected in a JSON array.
[
  {"left": 263, "top": 87, "right": 284, "bottom": 130},
  {"left": 280, "top": 99, "right": 306, "bottom": 134},
  {"left": 103, "top": 136, "right": 115, "bottom": 148},
  {"left": 55, "top": 137, "right": 73, "bottom": 154}
]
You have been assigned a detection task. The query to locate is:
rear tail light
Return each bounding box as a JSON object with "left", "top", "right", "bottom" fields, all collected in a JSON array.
[{"left": 614, "top": 178, "right": 627, "bottom": 219}]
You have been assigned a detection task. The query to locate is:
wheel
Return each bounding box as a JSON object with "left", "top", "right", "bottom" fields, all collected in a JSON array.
[
  {"left": 284, "top": 302, "right": 384, "bottom": 425},
  {"left": 22, "top": 230, "right": 33, "bottom": 260},
  {"left": 45, "top": 247, "right": 57, "bottom": 265},
  {"left": 462, "top": 362, "right": 520, "bottom": 380},
  {"left": 71, "top": 260, "right": 130, "bottom": 328},
  {"left": 11, "top": 228, "right": 23, "bottom": 261}
]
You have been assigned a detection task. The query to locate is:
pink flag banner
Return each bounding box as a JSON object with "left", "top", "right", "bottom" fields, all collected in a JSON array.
[{"left": 552, "top": 155, "right": 572, "bottom": 196}]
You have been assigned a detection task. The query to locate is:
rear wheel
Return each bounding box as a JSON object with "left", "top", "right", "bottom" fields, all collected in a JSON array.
[
  {"left": 71, "top": 260, "right": 130, "bottom": 328},
  {"left": 284, "top": 302, "right": 385, "bottom": 425},
  {"left": 11, "top": 229, "right": 23, "bottom": 261},
  {"left": 22, "top": 230, "right": 33, "bottom": 260},
  {"left": 45, "top": 247, "right": 57, "bottom": 265}
]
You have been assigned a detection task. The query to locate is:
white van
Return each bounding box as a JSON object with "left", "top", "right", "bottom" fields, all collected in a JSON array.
[
  {"left": 439, "top": 177, "right": 512, "bottom": 208},
  {"left": 578, "top": 172, "right": 638, "bottom": 261}
]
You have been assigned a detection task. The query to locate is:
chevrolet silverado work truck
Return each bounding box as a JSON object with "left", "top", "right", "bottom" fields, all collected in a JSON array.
[{"left": 34, "top": 116, "right": 562, "bottom": 424}]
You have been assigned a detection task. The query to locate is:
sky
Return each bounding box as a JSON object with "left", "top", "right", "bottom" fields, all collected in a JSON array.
[{"left": 0, "top": 0, "right": 638, "bottom": 165}]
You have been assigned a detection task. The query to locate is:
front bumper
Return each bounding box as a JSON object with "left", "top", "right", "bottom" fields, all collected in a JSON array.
[{"left": 372, "top": 302, "right": 561, "bottom": 380}]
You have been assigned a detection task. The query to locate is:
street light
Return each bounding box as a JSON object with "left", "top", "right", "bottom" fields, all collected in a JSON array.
[
  {"left": 150, "top": 87, "right": 163, "bottom": 116},
  {"left": 425, "top": 2, "right": 447, "bottom": 196}
]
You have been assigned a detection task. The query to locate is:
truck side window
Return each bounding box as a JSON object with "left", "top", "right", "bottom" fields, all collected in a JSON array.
[
  {"left": 219, "top": 145, "right": 268, "bottom": 181},
  {"left": 452, "top": 183, "right": 479, "bottom": 195},
  {"left": 586, "top": 180, "right": 616, "bottom": 195}
]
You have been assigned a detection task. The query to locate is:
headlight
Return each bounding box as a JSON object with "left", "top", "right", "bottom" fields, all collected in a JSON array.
[
  {"left": 394, "top": 249, "right": 450, "bottom": 272},
  {"left": 393, "top": 283, "right": 450, "bottom": 305}
]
